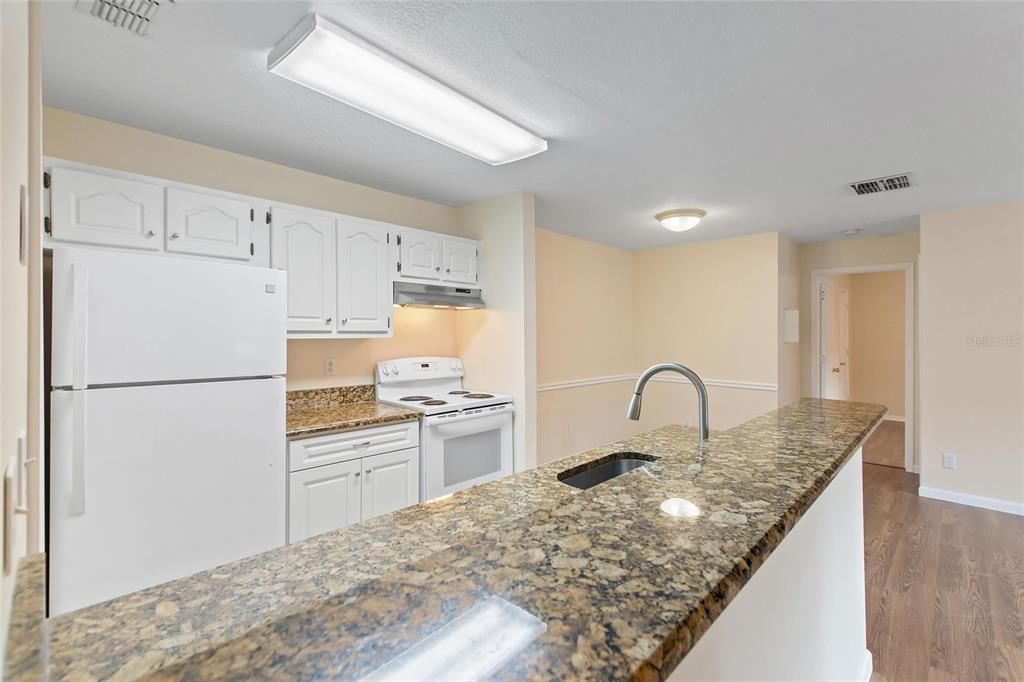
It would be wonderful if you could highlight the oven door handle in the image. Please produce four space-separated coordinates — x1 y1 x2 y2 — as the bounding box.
424 405 513 428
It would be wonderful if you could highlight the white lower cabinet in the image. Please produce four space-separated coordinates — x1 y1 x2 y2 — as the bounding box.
287 423 420 543
289 459 362 542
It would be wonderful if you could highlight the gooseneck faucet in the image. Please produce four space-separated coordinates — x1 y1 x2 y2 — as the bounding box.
626 363 710 443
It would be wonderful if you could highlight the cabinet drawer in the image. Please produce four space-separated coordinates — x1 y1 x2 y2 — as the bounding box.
288 420 419 472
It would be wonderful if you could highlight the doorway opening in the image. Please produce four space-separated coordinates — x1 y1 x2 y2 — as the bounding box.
810 263 915 472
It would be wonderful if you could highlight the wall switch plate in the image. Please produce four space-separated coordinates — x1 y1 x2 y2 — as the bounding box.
942 453 956 469
324 357 336 376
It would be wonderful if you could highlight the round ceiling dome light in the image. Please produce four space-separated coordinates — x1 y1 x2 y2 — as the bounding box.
656 209 706 232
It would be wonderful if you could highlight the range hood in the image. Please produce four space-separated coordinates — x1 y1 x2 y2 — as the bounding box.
393 282 485 310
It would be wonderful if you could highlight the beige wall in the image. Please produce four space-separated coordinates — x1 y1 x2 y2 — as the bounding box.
536 230 785 465
778 234 800 407
919 203 1023 507
456 193 537 471
535 229 638 463
43 107 463 391
848 271 905 417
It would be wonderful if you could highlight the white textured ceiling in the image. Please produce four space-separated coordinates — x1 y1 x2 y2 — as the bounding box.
43 1 1023 249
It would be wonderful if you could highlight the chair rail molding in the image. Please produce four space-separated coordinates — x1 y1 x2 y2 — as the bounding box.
537 374 777 393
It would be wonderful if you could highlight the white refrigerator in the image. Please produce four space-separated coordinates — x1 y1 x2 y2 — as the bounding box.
49 247 287 616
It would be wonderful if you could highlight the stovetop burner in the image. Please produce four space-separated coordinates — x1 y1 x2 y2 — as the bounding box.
400 395 432 402
464 393 494 399
422 399 448 406
448 390 470 395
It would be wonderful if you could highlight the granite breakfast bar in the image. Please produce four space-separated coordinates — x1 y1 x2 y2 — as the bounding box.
11 398 885 681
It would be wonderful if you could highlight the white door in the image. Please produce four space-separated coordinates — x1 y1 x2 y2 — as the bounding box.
337 217 391 334
270 205 336 333
441 238 477 284
399 229 441 280
50 247 286 387
165 187 254 260
49 378 286 616
288 460 362 543
49 166 163 250
820 280 851 400
361 448 420 521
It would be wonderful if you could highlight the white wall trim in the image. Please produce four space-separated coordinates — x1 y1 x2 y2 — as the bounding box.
883 415 906 423
536 374 777 393
918 486 1024 517
856 650 874 682
810 262 916 475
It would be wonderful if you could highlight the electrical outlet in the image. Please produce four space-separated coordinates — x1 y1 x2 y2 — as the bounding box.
566 423 576 436
324 357 336 376
942 453 956 470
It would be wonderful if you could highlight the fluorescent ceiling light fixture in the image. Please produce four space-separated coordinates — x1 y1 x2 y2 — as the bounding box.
363 596 546 681
656 209 707 232
268 14 548 165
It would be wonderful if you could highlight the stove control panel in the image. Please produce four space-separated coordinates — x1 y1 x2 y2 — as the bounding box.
377 357 464 384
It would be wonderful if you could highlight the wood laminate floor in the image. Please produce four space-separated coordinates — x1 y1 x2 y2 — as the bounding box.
863 463 1024 681
864 420 906 469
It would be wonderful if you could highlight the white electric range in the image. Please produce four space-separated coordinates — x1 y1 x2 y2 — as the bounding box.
376 357 514 500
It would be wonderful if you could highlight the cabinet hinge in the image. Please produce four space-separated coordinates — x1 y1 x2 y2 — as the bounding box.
819 288 825 302
396 234 402 246
397 261 402 273
266 210 271 225
250 208 255 221
43 216 51 234
250 242 255 256
387 233 390 244
42 172 50 189
387 316 391 329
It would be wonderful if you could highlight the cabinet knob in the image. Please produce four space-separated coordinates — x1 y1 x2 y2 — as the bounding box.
446 268 451 274
435 266 441 272
365 469 372 475
145 230 155 238
169 232 180 240
325 317 332 324
354 472 361 478
341 318 348 325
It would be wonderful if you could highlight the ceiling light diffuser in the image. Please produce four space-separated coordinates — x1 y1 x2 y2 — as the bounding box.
268 14 548 166
655 209 706 232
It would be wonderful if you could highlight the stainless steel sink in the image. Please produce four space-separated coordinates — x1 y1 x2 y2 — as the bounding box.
557 452 659 490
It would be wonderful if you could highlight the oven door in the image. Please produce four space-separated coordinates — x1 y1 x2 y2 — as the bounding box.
422 403 514 500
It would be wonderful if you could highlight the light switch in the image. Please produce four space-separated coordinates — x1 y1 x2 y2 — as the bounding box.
783 309 799 343
943 453 956 469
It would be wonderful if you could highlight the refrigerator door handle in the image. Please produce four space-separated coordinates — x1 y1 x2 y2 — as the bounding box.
71 262 89 390
71 390 87 516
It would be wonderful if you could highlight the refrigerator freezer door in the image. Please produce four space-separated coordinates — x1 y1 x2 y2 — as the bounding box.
51 247 286 387
49 378 286 616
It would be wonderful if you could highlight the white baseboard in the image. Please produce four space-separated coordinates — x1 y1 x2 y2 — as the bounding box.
856 649 874 682
883 415 905 423
918 486 1024 516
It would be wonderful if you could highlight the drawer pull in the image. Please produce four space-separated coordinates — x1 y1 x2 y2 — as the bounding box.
355 441 372 448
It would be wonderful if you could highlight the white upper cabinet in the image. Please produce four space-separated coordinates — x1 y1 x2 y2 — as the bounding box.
165 187 254 260
336 216 391 334
398 228 441 280
50 166 163 250
360 448 419 522
270 205 336 333
442 237 478 285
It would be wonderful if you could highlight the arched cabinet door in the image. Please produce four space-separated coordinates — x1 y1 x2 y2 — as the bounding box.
336 216 390 334
165 187 253 260
397 228 441 280
441 237 478 284
269 205 336 333
50 166 163 250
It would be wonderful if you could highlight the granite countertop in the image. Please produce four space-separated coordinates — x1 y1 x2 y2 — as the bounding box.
284 385 419 438
19 398 884 681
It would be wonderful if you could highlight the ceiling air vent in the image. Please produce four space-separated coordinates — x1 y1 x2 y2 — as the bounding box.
86 0 173 36
849 173 912 196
